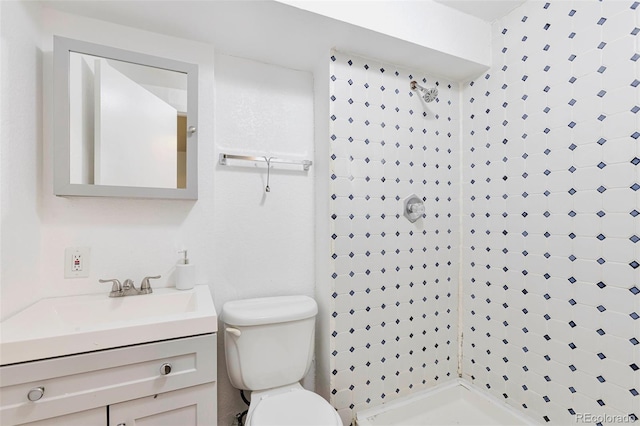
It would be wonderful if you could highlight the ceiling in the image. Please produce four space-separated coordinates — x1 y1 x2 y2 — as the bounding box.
434 0 526 22
41 1 490 80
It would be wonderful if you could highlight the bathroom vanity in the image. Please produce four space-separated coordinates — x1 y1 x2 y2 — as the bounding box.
0 286 217 425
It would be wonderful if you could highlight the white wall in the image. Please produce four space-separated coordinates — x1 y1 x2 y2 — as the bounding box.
2 5 314 425
213 53 315 423
313 53 333 405
0 0 3 298
0 0 43 322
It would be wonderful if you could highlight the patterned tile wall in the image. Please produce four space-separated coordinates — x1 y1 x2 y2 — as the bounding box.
461 1 639 424
328 51 460 422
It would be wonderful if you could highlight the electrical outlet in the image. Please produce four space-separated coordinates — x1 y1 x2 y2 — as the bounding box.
65 247 90 278
71 253 82 271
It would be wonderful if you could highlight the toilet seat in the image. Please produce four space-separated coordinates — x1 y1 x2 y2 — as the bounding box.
248 387 342 426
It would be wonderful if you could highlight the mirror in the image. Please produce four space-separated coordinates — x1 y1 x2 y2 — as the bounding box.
54 36 198 199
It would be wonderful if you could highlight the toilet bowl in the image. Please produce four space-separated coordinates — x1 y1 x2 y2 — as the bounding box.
245 383 343 426
222 296 343 426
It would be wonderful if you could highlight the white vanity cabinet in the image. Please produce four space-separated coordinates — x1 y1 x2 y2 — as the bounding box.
0 334 217 426
14 408 105 425
109 383 215 425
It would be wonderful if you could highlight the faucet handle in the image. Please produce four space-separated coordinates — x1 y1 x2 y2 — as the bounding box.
140 275 161 294
99 279 122 296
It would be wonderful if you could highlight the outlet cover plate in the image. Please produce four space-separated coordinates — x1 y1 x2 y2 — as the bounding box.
64 247 91 278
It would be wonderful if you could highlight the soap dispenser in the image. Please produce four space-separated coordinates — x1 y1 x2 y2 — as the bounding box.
176 250 195 290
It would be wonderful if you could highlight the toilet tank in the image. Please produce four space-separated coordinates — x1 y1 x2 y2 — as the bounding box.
223 295 318 391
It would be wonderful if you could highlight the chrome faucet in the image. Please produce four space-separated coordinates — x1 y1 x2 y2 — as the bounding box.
99 276 161 297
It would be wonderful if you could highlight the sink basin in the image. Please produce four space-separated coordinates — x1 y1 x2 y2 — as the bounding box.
0 285 217 365
55 290 198 327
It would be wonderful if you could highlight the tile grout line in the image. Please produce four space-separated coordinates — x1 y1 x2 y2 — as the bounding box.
456 80 465 379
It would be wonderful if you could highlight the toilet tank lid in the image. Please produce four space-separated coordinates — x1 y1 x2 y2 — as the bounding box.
222 295 318 326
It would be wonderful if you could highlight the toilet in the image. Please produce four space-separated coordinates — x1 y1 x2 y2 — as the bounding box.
222 295 343 426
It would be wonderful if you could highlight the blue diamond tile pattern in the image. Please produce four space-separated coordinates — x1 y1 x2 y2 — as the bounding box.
327 1 639 423
459 1 639 424
329 50 459 417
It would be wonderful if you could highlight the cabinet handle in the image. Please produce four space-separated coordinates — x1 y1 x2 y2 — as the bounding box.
160 363 172 375
117 423 126 426
27 386 45 402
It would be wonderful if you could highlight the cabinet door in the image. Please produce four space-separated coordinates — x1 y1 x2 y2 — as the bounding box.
1 334 216 426
108 382 215 426
16 407 105 425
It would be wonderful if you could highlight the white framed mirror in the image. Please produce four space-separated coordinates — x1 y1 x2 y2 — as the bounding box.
53 36 198 199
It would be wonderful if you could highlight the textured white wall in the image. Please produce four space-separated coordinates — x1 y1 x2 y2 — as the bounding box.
314 56 333 405
0 0 2 297
0 0 43 322
461 1 640 423
213 53 315 424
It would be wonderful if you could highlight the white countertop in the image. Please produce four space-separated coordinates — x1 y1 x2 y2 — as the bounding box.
0 285 217 365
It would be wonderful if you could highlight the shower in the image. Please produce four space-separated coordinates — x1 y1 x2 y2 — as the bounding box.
410 80 438 102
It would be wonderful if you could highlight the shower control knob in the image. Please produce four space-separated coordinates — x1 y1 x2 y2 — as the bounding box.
27 386 45 401
160 363 172 375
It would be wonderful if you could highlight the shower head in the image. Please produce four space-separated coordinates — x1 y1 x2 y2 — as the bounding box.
410 80 438 103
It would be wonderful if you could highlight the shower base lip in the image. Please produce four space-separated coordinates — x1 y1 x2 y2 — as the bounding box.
355 378 538 426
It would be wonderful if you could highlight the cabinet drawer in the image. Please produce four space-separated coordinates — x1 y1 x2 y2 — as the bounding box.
0 334 216 425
